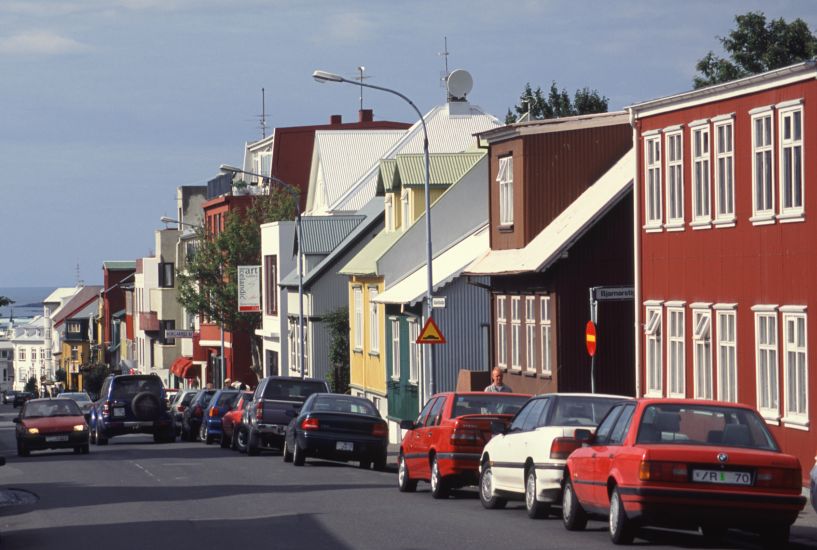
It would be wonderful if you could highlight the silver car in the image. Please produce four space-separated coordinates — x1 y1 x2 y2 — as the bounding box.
60 392 94 421
810 457 817 514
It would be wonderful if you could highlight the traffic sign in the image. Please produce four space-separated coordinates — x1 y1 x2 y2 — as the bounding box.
585 321 597 357
417 317 446 344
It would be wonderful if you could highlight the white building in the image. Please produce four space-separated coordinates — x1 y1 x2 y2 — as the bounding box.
10 316 48 391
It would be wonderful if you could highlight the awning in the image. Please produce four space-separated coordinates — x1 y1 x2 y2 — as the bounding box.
170 356 192 377
374 225 489 306
181 362 201 379
465 149 633 276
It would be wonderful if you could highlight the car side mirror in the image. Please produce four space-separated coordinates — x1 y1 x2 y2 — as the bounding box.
575 428 595 445
399 419 416 430
490 420 507 435
12 417 20 424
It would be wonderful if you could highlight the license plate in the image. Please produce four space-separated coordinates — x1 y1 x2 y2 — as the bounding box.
114 407 125 417
692 469 752 486
336 441 353 452
46 435 69 442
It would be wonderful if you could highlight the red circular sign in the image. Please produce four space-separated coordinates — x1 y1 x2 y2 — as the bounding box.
585 321 597 357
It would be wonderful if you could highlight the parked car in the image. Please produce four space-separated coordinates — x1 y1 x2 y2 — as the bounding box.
13 392 34 408
2 390 18 405
398 391 530 498
201 389 240 444
221 391 253 450
60 392 94 421
283 393 389 469
165 388 179 408
171 390 198 435
563 398 806 545
180 389 216 442
89 374 175 445
810 454 817 514
14 398 90 456
479 393 631 517
245 376 330 456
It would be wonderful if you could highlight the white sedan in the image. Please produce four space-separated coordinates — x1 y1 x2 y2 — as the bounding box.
478 393 631 518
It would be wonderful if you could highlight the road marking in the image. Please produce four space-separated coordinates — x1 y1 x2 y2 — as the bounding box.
130 461 160 482
161 463 202 467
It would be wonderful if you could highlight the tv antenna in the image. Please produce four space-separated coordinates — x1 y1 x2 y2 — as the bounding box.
353 66 371 111
258 87 268 139
438 36 450 97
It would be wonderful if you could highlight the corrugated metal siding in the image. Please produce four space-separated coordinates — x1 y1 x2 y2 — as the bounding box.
395 104 501 155
396 152 486 186
299 216 364 254
378 159 398 193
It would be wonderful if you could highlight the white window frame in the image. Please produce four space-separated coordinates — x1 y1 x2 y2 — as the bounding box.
664 130 684 228
713 118 735 225
691 124 711 227
390 318 400 380
384 195 394 231
778 105 804 220
497 156 514 226
368 286 379 354
691 306 713 400
753 306 779 421
352 286 363 351
667 305 685 397
540 296 552 376
751 109 775 223
19 348 26 361
510 296 521 371
496 296 507 368
782 308 808 426
525 296 536 373
644 134 662 229
408 320 420 383
715 306 738 402
644 304 663 396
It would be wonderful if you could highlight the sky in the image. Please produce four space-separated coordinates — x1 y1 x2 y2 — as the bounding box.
1 0 815 287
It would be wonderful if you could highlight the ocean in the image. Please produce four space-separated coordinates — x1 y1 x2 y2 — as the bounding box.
0 286 55 320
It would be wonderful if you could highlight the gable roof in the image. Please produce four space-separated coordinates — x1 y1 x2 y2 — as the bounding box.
338 229 403 277
394 152 486 187
52 286 102 327
298 215 366 255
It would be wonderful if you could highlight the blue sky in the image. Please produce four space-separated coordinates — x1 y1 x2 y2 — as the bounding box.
1 0 815 287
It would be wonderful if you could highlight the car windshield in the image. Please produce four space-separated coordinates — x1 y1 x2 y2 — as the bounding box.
261 381 326 401
23 400 82 418
60 392 92 404
452 394 528 417
636 403 779 451
181 392 198 406
198 390 217 407
215 391 239 407
111 377 164 400
312 395 378 416
549 396 624 427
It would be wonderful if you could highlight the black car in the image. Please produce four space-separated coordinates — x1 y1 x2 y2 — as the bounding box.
2 390 18 405
13 392 34 408
90 374 175 444
180 389 216 442
283 393 388 469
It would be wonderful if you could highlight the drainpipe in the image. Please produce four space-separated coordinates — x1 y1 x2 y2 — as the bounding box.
629 107 641 398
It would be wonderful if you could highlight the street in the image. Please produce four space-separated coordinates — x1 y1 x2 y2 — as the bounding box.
0 404 815 550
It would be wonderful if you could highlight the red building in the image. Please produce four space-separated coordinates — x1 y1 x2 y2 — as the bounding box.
101 261 135 365
630 61 817 477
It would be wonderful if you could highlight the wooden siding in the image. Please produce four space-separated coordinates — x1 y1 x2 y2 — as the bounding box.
386 313 420 421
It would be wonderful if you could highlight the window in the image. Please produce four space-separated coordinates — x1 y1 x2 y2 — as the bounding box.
19 348 25 361
782 311 807 422
644 306 662 396
691 125 711 224
159 320 176 345
540 296 552 376
608 405 636 446
256 151 272 179
391 319 400 380
511 296 521 370
353 287 363 351
67 321 81 333
692 308 713 400
401 190 410 230
425 397 446 426
264 255 277 315
497 156 514 226
525 297 536 373
665 131 683 227
714 120 734 222
752 111 774 219
667 307 685 397
158 262 174 288
70 345 78 361
779 106 804 218
408 320 420 383
368 287 379 353
384 195 394 231
716 308 737 402
644 135 662 227
496 296 507 368
754 311 779 418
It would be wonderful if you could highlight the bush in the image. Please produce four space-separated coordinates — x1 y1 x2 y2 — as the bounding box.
24 377 38 395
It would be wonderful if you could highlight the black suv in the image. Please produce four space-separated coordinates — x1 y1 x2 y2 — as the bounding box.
90 374 175 444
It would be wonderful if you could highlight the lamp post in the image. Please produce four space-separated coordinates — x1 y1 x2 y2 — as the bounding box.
218 165 306 380
312 70 436 398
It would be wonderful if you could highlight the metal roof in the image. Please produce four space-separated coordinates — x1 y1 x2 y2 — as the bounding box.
395 151 486 187
477 111 629 143
298 215 366 255
338 229 403 277
103 261 137 270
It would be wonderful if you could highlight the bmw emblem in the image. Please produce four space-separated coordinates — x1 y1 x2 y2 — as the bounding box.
717 453 728 463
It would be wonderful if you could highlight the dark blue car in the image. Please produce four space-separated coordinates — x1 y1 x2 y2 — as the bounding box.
201 389 240 444
90 374 175 445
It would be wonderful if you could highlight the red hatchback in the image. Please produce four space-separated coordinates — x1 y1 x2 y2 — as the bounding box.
563 398 806 546
14 398 90 456
398 392 529 498
220 391 253 450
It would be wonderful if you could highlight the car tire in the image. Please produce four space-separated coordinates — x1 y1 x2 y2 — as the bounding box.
609 487 636 545
95 424 108 446
81 444 90 455
562 477 588 531
430 456 449 499
236 427 248 454
89 425 97 444
204 430 215 445
398 454 417 492
198 423 207 443
247 429 260 456
479 462 507 509
220 430 230 448
282 438 293 462
292 440 305 466
73 446 82 454
358 460 371 470
373 453 387 471
759 524 790 548
525 468 549 518
16 442 29 457
132 391 161 421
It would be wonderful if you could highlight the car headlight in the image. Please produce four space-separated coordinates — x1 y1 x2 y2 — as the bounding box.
73 425 87 432
27 428 39 435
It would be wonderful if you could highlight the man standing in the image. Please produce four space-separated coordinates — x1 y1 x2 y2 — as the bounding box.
484 367 512 392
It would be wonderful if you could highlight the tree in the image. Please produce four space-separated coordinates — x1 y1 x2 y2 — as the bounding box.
55 368 67 384
694 12 817 88
324 307 350 393
177 184 298 380
24 376 37 395
506 81 609 124
0 296 14 308
83 364 109 398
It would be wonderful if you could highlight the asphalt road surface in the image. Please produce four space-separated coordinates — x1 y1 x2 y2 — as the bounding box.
0 403 815 550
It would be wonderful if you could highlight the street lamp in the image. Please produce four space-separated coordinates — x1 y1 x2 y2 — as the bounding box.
312 69 436 397
218 164 306 380
160 216 197 227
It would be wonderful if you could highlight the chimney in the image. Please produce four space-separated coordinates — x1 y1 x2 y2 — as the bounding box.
330 114 342 125
359 109 373 123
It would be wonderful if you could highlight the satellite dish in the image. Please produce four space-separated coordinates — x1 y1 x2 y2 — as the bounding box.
446 69 473 101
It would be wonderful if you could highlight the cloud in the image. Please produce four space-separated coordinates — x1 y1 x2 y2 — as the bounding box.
0 31 90 56
320 11 380 43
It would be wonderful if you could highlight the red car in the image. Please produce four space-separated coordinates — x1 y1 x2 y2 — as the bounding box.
563 398 806 546
398 391 529 498
14 398 90 456
220 391 253 450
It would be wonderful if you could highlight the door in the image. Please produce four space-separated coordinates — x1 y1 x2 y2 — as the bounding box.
571 404 623 509
404 397 438 476
492 399 534 490
511 398 549 493
592 404 635 508
414 396 447 479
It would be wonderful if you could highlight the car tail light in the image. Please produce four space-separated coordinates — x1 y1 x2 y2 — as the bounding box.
193 405 203 417
450 420 482 446
209 407 219 417
372 423 387 438
301 418 320 431
255 401 264 421
177 405 186 412
550 437 580 460
102 401 112 416
639 460 688 482
755 467 802 490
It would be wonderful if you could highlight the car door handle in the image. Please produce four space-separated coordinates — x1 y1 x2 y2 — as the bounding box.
608 454 614 458
591 453 597 458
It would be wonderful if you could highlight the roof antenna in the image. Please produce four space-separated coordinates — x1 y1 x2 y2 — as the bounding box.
258 87 268 139
438 36 450 99
76 261 84 287
353 66 370 111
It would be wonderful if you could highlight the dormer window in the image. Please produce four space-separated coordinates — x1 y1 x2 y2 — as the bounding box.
497 156 514 226
384 195 394 231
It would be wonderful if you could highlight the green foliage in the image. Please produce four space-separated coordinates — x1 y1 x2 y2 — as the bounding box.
83 364 110 396
506 81 608 123
24 376 37 394
0 296 14 308
54 369 67 384
694 12 817 88
323 307 350 394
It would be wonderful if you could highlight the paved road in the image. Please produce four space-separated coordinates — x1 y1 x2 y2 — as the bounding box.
0 403 815 550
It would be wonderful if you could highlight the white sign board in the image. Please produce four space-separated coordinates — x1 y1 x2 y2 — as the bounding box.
432 297 446 309
164 330 195 339
238 265 261 312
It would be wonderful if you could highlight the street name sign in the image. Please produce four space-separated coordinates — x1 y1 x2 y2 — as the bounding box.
164 330 194 339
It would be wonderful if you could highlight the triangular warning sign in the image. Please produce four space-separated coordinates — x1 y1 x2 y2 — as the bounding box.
417 317 446 344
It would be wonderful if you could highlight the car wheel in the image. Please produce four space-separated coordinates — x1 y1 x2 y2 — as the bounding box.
398 454 417 492
220 430 230 448
204 430 215 445
479 462 507 509
609 487 635 545
89 425 97 444
95 424 108 446
358 460 371 470
236 428 248 453
198 424 206 442
282 438 293 462
16 441 29 457
247 429 260 456
292 440 305 466
562 478 587 531
73 446 82 454
759 524 790 548
430 456 449 499
525 468 549 518
373 452 387 471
